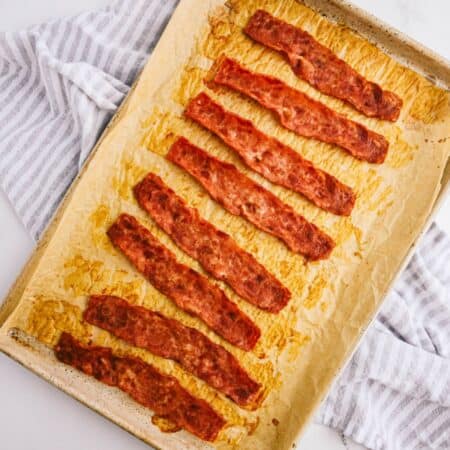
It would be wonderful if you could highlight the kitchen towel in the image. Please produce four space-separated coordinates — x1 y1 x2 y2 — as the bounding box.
0 1 449 449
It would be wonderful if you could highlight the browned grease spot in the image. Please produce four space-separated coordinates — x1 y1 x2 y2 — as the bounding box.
112 159 147 201
173 66 208 106
151 415 182 433
89 204 115 252
384 126 416 168
201 7 238 59
63 255 148 308
25 298 90 346
303 275 326 310
287 333 311 362
141 108 179 155
272 418 280 426
409 84 448 124
247 417 260 436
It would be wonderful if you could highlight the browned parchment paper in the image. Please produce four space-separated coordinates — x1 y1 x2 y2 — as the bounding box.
1 1 449 449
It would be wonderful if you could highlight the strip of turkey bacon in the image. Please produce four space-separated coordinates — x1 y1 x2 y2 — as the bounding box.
107 213 260 350
134 172 291 312
244 10 402 121
55 332 225 441
185 92 355 215
213 57 389 163
84 295 262 408
167 137 335 260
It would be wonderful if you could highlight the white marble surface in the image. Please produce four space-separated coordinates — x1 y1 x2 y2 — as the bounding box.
0 1 449 449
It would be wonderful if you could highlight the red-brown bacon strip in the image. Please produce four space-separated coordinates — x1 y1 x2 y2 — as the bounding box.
107 214 260 351
167 137 334 260
244 10 403 121
213 57 389 163
55 332 225 441
134 173 290 313
84 295 262 408
185 93 356 215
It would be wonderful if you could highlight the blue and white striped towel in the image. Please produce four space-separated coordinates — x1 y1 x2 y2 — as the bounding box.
0 1 449 449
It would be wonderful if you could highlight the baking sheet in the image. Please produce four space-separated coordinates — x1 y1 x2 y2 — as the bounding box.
1 1 449 449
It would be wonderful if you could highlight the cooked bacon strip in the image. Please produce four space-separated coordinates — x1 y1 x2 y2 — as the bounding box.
213 57 389 163
134 173 290 312
185 93 356 215
107 214 260 351
55 332 225 441
84 295 262 408
244 10 403 121
167 137 334 260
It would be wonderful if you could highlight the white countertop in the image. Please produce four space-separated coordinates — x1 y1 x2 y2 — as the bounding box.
0 1 449 449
